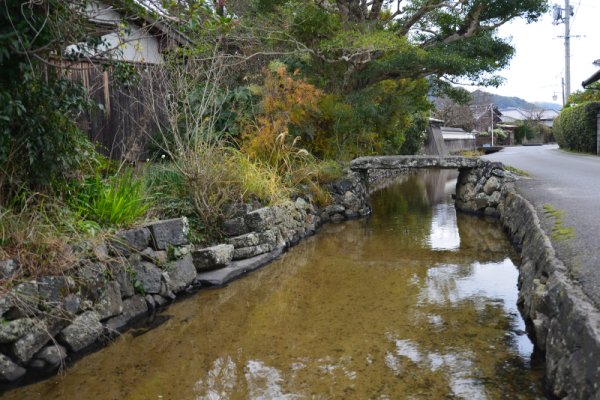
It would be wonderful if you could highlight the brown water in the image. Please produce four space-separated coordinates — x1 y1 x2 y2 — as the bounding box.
2 170 545 400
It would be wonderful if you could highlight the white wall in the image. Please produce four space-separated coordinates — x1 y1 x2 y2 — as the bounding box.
67 1 164 64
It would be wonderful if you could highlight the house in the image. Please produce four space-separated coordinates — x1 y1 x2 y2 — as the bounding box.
582 69 600 88
441 127 476 153
60 1 190 161
470 105 503 133
68 1 189 64
499 107 559 128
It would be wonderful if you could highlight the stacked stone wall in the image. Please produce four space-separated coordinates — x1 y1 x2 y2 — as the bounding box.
499 188 600 399
0 169 372 387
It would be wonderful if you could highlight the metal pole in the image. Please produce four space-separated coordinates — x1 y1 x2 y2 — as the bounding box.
562 77 566 106
565 0 571 100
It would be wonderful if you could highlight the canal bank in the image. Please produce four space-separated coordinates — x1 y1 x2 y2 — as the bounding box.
0 169 545 399
0 155 596 398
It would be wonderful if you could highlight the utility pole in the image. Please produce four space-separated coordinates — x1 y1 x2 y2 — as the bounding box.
564 0 571 100
553 2 574 102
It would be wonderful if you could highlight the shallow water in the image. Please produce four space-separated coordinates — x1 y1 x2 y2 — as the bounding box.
2 170 544 399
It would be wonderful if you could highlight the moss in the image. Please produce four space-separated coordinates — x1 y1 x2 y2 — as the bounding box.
504 165 531 177
543 204 575 241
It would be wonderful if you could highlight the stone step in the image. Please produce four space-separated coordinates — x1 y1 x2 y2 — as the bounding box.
195 246 284 287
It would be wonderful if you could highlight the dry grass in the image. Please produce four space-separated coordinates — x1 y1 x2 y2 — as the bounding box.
0 197 80 280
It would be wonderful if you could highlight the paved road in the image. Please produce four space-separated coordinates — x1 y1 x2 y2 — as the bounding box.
484 145 600 308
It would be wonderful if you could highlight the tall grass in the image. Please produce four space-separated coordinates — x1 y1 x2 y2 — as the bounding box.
0 196 78 279
68 170 150 227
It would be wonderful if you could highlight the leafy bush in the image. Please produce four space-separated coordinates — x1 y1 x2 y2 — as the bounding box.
553 102 600 153
514 122 536 144
242 64 322 174
68 170 150 227
0 77 97 204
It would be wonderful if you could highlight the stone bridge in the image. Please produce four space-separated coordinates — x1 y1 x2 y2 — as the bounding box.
350 155 513 217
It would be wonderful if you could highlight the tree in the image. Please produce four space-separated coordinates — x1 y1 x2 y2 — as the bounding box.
433 97 476 131
566 82 600 106
217 0 549 156
238 1 548 92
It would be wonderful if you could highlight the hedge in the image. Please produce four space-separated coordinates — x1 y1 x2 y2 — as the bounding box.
553 102 600 153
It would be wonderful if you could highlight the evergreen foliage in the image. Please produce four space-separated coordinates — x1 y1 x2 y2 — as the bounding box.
553 102 600 153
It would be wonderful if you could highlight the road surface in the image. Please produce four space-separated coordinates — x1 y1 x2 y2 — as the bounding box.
484 145 600 308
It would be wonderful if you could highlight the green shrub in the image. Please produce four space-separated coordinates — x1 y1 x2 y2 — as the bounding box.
514 122 536 144
68 170 150 227
553 102 600 153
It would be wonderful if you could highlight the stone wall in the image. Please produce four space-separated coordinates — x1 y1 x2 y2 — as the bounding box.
2 156 598 397
499 187 600 399
454 161 514 217
0 169 371 387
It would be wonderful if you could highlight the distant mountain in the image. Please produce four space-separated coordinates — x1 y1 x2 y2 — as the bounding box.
470 90 561 110
534 102 562 111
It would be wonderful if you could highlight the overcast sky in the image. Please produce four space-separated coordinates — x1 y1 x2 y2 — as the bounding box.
468 0 600 105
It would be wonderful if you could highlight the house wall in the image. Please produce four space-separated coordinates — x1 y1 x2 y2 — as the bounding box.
82 1 164 64
444 139 476 153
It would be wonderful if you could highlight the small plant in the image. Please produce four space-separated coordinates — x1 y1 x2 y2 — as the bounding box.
543 204 575 241
504 165 531 177
68 169 150 227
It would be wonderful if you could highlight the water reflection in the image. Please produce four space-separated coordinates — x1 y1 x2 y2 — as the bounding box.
1 170 544 400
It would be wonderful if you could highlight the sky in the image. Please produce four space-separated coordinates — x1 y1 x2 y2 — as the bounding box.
468 0 600 105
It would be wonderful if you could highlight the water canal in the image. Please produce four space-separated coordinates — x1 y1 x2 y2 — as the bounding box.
2 170 545 399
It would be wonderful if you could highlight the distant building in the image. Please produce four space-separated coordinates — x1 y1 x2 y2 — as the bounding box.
499 107 559 128
470 105 503 132
441 127 476 153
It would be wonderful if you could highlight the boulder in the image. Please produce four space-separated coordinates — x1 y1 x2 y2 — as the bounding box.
0 318 34 344
0 354 26 382
147 218 189 250
105 295 148 333
163 254 196 293
0 259 19 280
4 281 39 320
153 295 168 308
110 260 135 298
244 207 274 232
333 179 354 195
31 344 67 370
94 281 123 320
58 311 103 352
233 244 271 260
38 275 70 306
483 176 501 196
132 261 162 294
228 232 260 248
192 244 234 272
11 323 51 365
62 294 81 316
258 230 278 248
140 248 168 265
222 217 249 237
77 262 108 302
110 227 151 257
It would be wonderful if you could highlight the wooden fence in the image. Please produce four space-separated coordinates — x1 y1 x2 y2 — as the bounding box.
51 60 168 161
